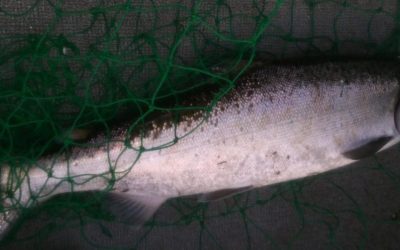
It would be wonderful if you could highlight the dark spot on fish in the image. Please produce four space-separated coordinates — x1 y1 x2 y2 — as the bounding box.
200 127 204 132
240 127 243 132
87 150 95 158
272 151 277 155
217 155 220 158
195 154 198 157
275 171 280 175
234 103 240 109
204 114 210 122
217 161 227 165
152 128 162 140
286 155 290 159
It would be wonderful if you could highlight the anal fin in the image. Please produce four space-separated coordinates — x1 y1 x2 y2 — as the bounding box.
342 136 392 160
198 186 253 202
102 192 167 227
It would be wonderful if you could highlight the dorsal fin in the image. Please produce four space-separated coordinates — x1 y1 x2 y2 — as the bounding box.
342 136 392 160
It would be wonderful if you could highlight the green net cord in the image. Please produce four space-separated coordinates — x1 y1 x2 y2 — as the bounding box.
0 1 400 249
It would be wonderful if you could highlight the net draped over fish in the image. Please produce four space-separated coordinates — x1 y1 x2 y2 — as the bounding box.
1 1 400 249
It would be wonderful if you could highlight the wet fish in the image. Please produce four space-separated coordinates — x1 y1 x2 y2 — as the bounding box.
1 60 400 234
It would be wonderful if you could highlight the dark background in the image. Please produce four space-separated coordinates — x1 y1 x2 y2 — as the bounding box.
0 1 399 249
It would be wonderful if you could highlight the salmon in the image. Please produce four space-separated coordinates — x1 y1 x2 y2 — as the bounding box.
1 60 400 235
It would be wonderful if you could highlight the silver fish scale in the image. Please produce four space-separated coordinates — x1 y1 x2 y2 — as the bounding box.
119 61 400 196
1 60 400 213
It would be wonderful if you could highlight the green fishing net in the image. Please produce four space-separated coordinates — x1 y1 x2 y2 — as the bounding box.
1 0 400 249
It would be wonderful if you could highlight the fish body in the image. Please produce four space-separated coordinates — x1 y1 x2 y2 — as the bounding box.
1 61 400 231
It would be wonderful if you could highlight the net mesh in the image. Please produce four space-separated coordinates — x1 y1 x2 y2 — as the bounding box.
1 0 400 249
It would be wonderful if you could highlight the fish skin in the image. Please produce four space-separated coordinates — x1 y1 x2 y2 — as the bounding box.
1 60 400 232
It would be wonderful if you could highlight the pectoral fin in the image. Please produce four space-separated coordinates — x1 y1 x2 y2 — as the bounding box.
342 136 392 160
102 192 167 227
198 186 253 202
